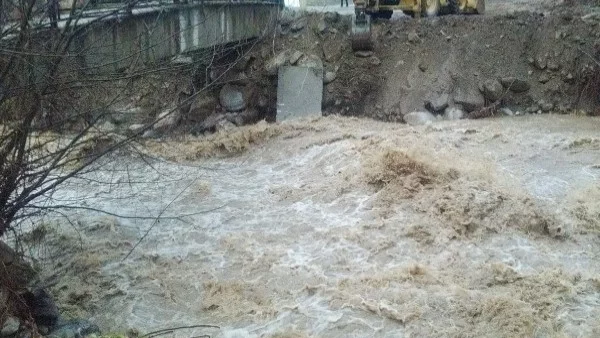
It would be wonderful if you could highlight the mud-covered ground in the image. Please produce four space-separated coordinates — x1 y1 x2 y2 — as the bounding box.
244 1 600 126
31 114 600 338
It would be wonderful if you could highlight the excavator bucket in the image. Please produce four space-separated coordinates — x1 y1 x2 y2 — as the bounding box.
351 12 373 51
459 0 485 14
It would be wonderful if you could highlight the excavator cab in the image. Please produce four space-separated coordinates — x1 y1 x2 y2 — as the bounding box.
351 0 485 51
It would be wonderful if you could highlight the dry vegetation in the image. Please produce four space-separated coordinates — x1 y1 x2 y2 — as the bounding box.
143 121 285 160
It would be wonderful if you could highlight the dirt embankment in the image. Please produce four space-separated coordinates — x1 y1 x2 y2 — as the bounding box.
261 5 600 121
95 2 600 137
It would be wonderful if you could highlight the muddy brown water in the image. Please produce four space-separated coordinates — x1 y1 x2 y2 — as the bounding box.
35 115 600 338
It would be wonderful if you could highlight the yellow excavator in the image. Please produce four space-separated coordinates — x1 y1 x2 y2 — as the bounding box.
351 0 485 50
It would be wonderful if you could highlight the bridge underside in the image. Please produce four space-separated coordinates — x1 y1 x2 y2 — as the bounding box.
72 3 280 73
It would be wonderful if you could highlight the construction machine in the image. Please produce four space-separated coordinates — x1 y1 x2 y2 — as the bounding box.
351 0 485 50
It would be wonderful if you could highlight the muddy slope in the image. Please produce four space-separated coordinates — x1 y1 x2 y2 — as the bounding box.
247 5 600 121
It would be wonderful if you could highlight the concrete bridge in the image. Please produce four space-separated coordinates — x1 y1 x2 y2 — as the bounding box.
54 0 283 72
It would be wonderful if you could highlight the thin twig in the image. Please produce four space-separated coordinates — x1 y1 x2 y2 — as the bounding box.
122 176 197 261
140 325 220 338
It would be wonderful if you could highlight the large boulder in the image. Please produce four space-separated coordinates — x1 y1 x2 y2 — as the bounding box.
153 109 181 132
108 106 140 125
22 288 59 328
324 12 340 24
403 111 436 126
317 19 328 34
210 69 249 86
187 94 217 122
232 109 260 126
265 51 288 76
354 51 373 58
289 50 304 65
424 93 449 113
127 123 145 136
290 18 307 33
199 113 227 133
279 10 296 26
454 82 485 112
215 119 236 132
324 71 337 84
408 31 420 43
481 79 504 102
500 77 530 93
219 84 247 112
297 54 324 70
444 107 465 120
322 43 343 62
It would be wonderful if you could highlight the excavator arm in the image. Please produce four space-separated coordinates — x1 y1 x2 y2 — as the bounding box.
350 0 485 51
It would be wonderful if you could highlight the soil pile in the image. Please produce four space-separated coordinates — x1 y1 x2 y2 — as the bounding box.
255 4 600 121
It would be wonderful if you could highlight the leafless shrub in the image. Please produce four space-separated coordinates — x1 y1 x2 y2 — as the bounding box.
0 0 278 328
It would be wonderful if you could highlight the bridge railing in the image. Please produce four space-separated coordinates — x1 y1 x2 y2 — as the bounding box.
59 0 284 10
1 0 282 25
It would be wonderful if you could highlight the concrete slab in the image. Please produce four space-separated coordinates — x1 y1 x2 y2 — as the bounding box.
277 66 323 121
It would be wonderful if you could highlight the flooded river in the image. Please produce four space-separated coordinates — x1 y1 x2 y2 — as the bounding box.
34 115 600 338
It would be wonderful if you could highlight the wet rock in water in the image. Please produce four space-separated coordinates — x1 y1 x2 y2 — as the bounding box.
324 71 337 84
265 51 287 76
526 104 539 114
22 289 59 329
499 107 514 116
425 93 449 113
1 317 20 337
288 50 304 65
153 109 181 132
443 107 465 120
48 320 100 338
404 111 436 126
500 77 530 93
290 18 307 32
232 109 260 126
557 102 572 114
354 51 374 58
199 113 227 133
481 79 504 102
215 119 236 132
219 84 247 112
454 82 485 112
